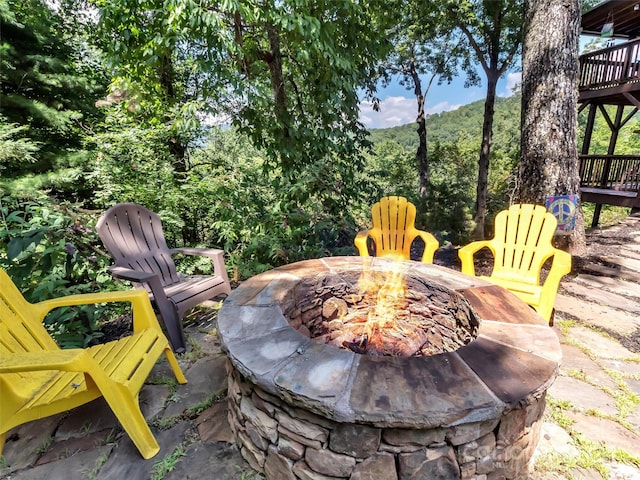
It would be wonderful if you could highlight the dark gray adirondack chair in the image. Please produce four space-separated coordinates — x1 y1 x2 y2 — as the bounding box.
96 203 231 353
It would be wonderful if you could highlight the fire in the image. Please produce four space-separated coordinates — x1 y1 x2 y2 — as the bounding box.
355 260 408 341
315 260 465 356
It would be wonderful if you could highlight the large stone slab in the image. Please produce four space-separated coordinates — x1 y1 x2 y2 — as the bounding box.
163 442 253 480
555 295 640 335
8 445 114 480
575 273 640 299
566 325 638 360
565 411 640 456
558 344 617 390
274 342 357 420
349 353 504 427
164 355 228 417
561 282 640 314
547 376 618 416
457 336 558 405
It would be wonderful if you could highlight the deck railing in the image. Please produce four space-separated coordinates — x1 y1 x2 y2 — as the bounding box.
579 154 640 191
579 39 640 90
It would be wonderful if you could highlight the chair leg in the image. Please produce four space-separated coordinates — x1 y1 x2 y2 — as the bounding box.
155 300 187 354
101 386 160 459
164 348 187 384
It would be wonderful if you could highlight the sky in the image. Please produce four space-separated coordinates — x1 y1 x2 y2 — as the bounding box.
358 71 523 130
359 33 605 131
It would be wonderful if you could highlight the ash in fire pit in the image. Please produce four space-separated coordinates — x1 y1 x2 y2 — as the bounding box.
282 268 479 357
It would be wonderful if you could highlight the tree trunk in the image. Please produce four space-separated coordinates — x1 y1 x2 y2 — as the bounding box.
473 71 499 240
517 0 586 255
409 60 429 198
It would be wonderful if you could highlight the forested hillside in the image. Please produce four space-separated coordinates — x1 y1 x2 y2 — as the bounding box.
368 94 521 150
368 93 640 155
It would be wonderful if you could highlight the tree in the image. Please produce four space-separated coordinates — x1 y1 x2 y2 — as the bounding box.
0 0 105 179
429 0 523 239
377 4 462 200
96 0 395 178
516 0 586 254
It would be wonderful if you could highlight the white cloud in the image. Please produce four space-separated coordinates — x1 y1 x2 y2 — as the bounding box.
360 96 462 129
426 101 462 115
501 72 522 97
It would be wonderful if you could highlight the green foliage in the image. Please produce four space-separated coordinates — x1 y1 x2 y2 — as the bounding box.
360 140 418 202
365 95 521 242
0 119 40 172
187 129 362 278
87 116 180 211
96 0 394 177
86 125 362 279
422 140 477 244
0 0 105 180
0 196 115 347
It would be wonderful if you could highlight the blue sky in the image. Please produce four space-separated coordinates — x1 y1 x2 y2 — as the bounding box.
360 34 606 130
359 71 522 130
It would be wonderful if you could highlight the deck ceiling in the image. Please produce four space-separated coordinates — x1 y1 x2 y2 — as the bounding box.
582 0 640 38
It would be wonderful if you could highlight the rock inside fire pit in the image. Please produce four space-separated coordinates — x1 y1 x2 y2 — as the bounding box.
282 270 480 357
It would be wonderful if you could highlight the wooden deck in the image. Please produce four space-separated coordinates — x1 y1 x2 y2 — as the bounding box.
578 37 640 224
579 38 640 106
579 155 640 228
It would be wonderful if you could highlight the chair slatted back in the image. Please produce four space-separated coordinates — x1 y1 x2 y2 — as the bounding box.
0 270 59 354
0 270 62 413
96 203 181 288
490 204 558 285
370 196 418 259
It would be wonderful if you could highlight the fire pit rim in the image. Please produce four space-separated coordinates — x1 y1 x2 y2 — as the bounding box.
218 256 562 428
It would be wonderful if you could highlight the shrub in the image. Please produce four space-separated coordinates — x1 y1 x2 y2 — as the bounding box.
0 196 116 347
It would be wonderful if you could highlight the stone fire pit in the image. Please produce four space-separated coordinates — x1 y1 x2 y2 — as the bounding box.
218 257 562 480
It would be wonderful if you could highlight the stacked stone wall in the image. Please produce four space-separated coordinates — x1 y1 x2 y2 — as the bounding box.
227 364 546 480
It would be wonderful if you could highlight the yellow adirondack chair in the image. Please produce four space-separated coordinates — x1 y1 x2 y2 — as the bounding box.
458 204 572 324
0 269 187 459
354 196 439 262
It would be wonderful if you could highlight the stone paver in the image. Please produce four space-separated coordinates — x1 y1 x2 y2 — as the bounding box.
562 282 640 314
565 411 640 456
574 273 640 300
559 343 618 390
564 324 639 360
555 294 640 335
547 375 619 416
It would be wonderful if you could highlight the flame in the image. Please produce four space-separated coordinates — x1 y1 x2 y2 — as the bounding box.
355 260 407 341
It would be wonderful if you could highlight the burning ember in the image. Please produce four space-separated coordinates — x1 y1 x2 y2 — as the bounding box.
285 263 479 357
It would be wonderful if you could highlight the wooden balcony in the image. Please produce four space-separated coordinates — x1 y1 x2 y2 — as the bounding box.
579 154 640 208
579 39 640 105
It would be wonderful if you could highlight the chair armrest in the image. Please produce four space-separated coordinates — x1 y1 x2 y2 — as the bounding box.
354 231 371 257
31 290 163 333
109 267 172 312
169 247 224 259
415 231 439 263
541 249 572 296
109 266 156 283
458 240 494 277
169 248 230 284
0 349 89 374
